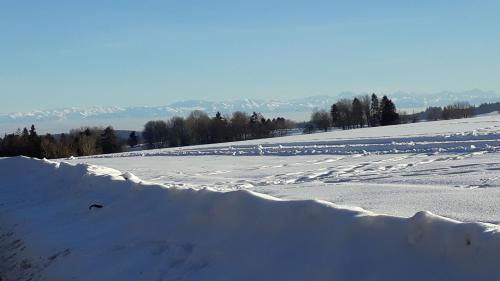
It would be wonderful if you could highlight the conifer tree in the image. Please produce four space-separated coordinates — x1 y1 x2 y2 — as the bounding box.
330 104 338 128
215 111 223 120
370 93 380 126
380 96 399 126
101 126 122 154
28 124 41 158
127 131 139 147
352 98 364 128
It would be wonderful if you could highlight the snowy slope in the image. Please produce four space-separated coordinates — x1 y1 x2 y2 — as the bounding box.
73 115 500 223
1 157 500 281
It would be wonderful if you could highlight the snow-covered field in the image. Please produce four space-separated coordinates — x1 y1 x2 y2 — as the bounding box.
2 115 500 280
76 115 500 223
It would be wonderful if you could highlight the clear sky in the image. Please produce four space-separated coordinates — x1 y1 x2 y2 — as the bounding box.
1 0 499 113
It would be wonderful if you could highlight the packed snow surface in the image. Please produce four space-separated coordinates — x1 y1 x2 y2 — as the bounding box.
3 115 500 280
75 115 500 223
1 157 500 281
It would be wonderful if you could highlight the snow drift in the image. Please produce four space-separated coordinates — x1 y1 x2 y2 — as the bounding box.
1 157 500 281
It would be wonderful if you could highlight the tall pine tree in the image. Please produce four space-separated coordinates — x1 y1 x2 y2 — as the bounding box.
101 126 122 154
127 131 138 147
330 104 338 128
351 98 364 128
380 96 399 126
28 124 41 158
370 93 380 126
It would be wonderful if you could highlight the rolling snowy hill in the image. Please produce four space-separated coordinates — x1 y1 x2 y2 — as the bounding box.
2 114 500 280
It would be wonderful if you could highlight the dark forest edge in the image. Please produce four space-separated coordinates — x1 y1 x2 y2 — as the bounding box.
1 97 500 159
306 94 493 133
0 111 295 159
306 94 399 132
142 111 295 149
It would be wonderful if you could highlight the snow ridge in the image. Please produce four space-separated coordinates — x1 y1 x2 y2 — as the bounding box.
1 157 500 280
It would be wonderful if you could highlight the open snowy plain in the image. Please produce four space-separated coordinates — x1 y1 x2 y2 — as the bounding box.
78 115 500 223
2 115 500 280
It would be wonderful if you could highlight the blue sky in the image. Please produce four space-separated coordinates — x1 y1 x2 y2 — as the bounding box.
1 0 499 112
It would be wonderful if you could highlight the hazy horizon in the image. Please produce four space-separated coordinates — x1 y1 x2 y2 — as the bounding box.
1 88 500 135
0 88 498 115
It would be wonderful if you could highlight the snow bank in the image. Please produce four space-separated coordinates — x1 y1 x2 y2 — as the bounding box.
1 157 500 281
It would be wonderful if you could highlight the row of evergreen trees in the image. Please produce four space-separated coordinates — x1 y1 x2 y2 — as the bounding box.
422 102 473 121
308 94 400 132
142 110 295 148
473 102 500 116
0 125 123 159
418 101 500 122
5 95 480 158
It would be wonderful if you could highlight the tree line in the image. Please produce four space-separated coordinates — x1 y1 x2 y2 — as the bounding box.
0 125 123 159
307 94 400 132
402 102 474 122
3 97 497 159
428 101 500 121
142 110 295 148
473 102 500 116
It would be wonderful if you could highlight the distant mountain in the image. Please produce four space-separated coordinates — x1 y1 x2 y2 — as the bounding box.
0 96 342 124
1 90 498 132
390 89 499 109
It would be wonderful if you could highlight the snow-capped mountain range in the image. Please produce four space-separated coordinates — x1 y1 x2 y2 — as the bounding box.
1 90 498 124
